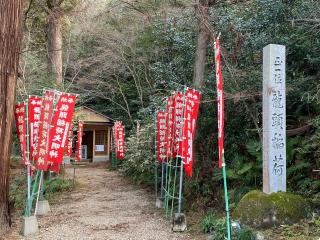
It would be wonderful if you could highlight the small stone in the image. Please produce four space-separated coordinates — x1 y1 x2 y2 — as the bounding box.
256 231 265 240
231 220 241 231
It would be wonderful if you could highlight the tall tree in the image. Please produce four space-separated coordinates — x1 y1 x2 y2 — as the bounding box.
0 0 24 234
47 0 64 85
193 0 214 88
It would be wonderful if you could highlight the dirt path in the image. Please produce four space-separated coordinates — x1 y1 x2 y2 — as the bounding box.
5 166 201 240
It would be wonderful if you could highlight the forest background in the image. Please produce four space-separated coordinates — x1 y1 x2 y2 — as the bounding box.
9 0 320 237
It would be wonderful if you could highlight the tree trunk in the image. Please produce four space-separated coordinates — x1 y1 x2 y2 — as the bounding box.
193 0 210 89
0 0 24 234
47 4 63 85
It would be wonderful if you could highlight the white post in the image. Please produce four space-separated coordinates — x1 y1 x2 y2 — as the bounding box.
263 44 286 194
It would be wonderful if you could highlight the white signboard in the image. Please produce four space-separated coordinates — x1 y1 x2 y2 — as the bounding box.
95 145 104 152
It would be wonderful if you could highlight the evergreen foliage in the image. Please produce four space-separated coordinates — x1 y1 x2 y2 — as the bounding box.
19 0 320 227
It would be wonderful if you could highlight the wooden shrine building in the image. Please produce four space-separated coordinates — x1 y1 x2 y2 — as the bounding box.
73 107 113 162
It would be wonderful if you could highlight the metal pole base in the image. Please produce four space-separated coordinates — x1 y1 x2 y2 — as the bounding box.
172 213 187 232
21 216 39 236
35 200 51 216
156 197 164 208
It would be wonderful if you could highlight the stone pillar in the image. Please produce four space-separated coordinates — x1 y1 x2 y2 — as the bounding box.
263 44 286 194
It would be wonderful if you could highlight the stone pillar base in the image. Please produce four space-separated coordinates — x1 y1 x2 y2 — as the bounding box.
172 213 187 232
36 200 51 216
21 216 38 236
156 198 164 208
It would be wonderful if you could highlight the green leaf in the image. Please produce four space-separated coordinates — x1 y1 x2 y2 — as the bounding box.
237 163 253 175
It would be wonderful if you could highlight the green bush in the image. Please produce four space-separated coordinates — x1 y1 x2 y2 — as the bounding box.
202 213 256 240
10 174 74 214
10 175 27 211
120 120 155 186
44 177 74 199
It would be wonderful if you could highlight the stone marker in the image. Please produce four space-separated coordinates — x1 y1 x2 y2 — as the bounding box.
21 216 38 236
263 44 286 194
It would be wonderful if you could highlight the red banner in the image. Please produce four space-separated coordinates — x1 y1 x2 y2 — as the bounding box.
156 111 167 162
114 121 125 159
215 37 224 169
76 121 83 161
165 97 176 158
47 94 76 168
28 96 42 161
48 162 60 173
36 91 55 170
172 92 184 158
179 89 201 177
15 103 27 165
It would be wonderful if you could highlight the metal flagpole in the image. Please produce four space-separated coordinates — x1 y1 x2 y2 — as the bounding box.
160 163 165 199
165 94 174 220
164 102 170 218
40 171 44 200
177 160 183 213
34 170 44 215
170 159 178 219
25 100 32 217
214 36 231 240
177 86 187 214
30 170 40 208
154 111 158 201
222 153 231 239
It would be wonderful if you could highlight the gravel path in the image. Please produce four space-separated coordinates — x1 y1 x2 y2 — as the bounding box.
4 166 199 240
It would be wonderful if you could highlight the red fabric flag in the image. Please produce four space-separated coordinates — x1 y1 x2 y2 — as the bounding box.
115 121 125 159
47 162 60 173
35 91 55 170
156 111 167 162
179 89 201 177
165 97 176 158
28 96 42 162
15 103 27 165
47 94 76 168
76 121 83 161
172 92 184 158
215 37 225 169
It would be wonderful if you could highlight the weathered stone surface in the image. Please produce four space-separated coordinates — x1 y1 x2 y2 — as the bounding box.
155 198 164 208
263 44 286 194
21 216 38 236
36 200 51 216
172 213 187 232
234 190 310 228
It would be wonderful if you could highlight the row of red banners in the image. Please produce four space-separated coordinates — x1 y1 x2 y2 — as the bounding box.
156 37 226 176
15 90 77 173
113 121 125 159
156 88 201 177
